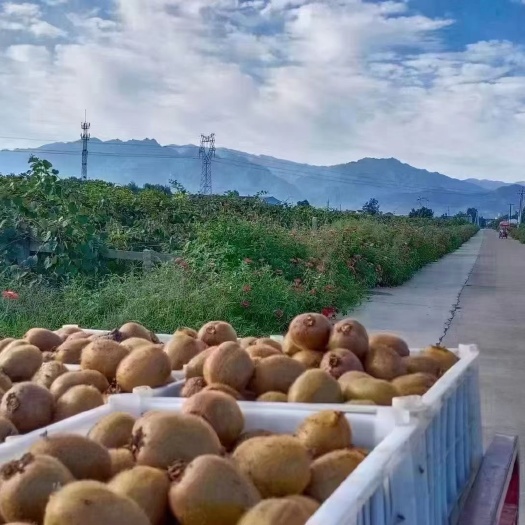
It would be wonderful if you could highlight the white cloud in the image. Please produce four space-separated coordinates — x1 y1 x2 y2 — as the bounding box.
2 2 41 18
42 0 69 5
0 1 65 38
0 0 524 182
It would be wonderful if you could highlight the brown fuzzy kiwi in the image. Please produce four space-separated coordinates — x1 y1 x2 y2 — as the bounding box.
121 337 153 352
0 382 54 433
0 453 74 523
24 328 62 352
239 337 257 349
42 351 56 362
53 385 104 422
49 370 110 399
66 330 90 341
80 339 130 380
0 372 12 392
295 410 352 458
184 347 216 379
174 327 199 339
257 392 288 402
109 448 136 476
54 339 90 365
233 435 311 498
30 434 112 481
255 338 282 351
0 338 15 353
370 333 410 357
282 333 302 357
1 339 28 352
32 361 68 389
422 345 459 372
292 350 324 368
392 373 437 396
116 344 171 392
305 448 365 502
238 498 313 525
245 344 281 361
340 376 397 406
164 334 206 370
198 321 237 347
0 344 43 381
181 377 207 397
203 342 254 392
365 343 406 380
169 455 261 525
88 412 136 448
338 370 372 382
346 399 377 405
182 391 244 448
202 383 242 400
0 416 18 443
109 466 170 525
131 412 222 470
320 348 364 379
286 495 320 516
328 319 369 361
119 322 154 341
249 355 306 396
234 430 274 450
43 480 150 525
287 313 332 352
54 326 83 341
402 355 441 377
288 369 343 404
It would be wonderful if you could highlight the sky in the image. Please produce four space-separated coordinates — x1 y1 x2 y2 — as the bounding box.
1 0 525 182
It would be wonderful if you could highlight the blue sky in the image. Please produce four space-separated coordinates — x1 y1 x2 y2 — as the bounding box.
1 0 525 182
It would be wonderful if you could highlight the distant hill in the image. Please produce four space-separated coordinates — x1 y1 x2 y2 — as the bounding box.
0 138 519 217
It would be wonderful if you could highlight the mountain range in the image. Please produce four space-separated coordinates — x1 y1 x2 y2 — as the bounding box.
0 138 522 217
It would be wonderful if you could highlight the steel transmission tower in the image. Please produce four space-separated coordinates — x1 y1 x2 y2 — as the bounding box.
80 111 91 180
199 133 216 195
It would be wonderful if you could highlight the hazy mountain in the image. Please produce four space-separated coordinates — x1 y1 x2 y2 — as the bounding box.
0 138 519 217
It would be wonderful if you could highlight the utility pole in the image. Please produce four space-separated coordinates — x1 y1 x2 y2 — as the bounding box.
80 110 90 180
518 187 525 228
509 203 514 223
199 133 215 195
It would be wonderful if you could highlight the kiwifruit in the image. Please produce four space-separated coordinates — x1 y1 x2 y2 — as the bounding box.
245 344 281 361
338 370 371 382
181 390 244 448
249 355 306 396
181 377 207 397
0 338 15 353
42 351 56 362
240 337 257 349
392 372 437 396
169 454 260 525
320 348 364 379
364 343 406 380
43 480 150 525
31 361 68 389
328 319 369 361
0 372 12 392
402 355 441 376
422 345 459 372
282 333 302 356
1 339 28 352
119 322 154 341
202 383 242 400
109 466 169 525
50 370 109 399
116 344 171 392
285 495 320 515
305 448 364 502
203 342 254 392
257 392 288 402
0 416 18 443
66 330 90 341
30 434 112 481
24 328 62 352
238 498 313 525
234 430 274 450
292 350 324 368
233 435 311 497
53 385 104 422
131 412 222 469
174 327 199 339
81 339 130 380
164 334 206 370
88 412 136 448
184 347 216 379
198 321 237 346
287 313 332 352
109 448 136 476
54 326 83 340
295 410 351 458
346 399 376 405
0 453 74 523
0 344 43 381
288 369 343 404
255 338 282 351
340 376 397 406
0 382 54 433
121 337 153 352
370 333 410 357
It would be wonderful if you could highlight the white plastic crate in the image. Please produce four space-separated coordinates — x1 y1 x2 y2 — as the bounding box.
0 392 424 525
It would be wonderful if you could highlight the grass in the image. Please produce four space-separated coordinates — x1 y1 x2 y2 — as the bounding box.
0 217 478 338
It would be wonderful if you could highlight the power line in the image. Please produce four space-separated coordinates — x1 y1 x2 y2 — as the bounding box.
199 134 215 195
80 111 90 180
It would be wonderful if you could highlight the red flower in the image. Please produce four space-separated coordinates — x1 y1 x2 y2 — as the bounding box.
274 309 284 318
2 290 19 300
242 285 252 293
241 301 251 309
243 258 253 264
321 307 337 319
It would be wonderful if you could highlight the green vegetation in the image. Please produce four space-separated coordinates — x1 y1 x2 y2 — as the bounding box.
0 157 477 337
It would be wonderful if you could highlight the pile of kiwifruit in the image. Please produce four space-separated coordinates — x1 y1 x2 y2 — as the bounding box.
0 404 368 525
177 314 459 406
0 322 175 441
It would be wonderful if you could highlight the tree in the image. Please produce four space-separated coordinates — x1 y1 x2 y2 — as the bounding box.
362 198 380 215
409 206 434 219
168 179 187 195
466 207 478 223
143 183 171 195
297 199 311 207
